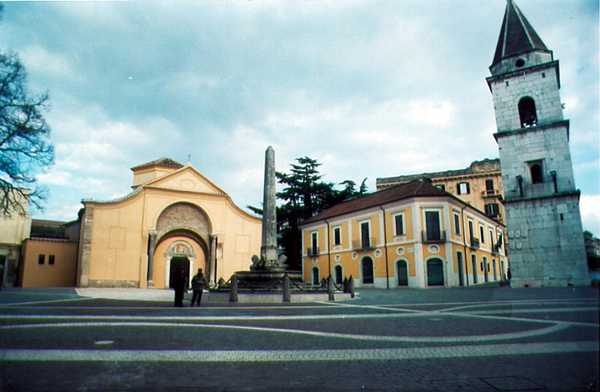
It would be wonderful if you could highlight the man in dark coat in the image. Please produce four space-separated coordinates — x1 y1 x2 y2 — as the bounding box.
173 268 187 307
190 268 208 306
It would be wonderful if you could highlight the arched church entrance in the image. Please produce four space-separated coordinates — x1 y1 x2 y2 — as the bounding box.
149 203 214 288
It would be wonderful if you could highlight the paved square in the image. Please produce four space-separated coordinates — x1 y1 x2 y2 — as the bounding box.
0 285 598 391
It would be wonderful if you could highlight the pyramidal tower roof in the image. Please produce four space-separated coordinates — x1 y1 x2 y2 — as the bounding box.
491 0 550 71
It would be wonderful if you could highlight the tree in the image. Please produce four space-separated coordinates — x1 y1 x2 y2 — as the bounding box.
275 157 367 270
0 51 54 216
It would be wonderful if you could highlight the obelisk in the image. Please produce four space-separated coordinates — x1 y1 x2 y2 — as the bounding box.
261 146 278 266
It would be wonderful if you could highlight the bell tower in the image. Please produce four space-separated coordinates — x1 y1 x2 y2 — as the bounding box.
486 0 588 287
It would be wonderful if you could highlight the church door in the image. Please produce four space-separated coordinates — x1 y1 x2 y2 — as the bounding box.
169 257 190 288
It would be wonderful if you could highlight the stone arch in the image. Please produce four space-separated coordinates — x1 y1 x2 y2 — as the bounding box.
155 202 212 245
148 203 215 287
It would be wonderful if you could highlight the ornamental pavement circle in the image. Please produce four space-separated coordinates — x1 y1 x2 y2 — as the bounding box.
0 286 598 362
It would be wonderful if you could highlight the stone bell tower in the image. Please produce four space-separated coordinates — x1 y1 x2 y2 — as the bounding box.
486 0 588 287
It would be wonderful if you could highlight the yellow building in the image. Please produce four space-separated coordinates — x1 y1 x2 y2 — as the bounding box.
19 220 80 287
376 159 505 224
300 179 508 289
77 158 262 288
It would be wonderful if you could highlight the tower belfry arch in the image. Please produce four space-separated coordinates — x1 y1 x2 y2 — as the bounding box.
486 0 588 287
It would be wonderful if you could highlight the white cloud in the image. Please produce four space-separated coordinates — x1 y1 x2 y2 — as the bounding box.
580 194 600 235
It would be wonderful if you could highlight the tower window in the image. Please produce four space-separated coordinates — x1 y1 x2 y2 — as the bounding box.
518 97 537 127
530 162 544 184
515 58 525 67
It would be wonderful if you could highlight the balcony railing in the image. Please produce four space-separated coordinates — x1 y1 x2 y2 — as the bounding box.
422 230 446 243
470 237 480 249
306 247 319 256
352 238 376 250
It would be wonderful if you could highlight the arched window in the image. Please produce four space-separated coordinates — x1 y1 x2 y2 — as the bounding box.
531 163 543 184
518 97 537 127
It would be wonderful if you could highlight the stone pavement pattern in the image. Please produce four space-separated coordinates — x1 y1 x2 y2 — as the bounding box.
0 286 598 391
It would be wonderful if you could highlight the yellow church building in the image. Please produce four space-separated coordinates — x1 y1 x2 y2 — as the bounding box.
76 158 262 288
75 158 262 289
300 179 508 289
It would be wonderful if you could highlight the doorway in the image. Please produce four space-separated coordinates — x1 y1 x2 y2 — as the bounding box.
427 259 444 286
397 260 408 286
362 257 374 285
169 257 190 289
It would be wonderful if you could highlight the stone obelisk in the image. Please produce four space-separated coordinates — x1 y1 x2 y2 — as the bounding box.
261 146 278 266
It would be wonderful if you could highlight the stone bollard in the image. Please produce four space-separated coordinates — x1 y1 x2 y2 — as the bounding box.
327 276 335 301
349 275 355 298
229 275 238 303
283 273 291 302
343 277 349 293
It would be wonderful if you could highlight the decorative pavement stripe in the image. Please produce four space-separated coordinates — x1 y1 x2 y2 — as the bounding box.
0 321 571 343
1 342 597 362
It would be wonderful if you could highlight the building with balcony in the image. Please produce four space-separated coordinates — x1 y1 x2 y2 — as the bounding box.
300 179 507 289
376 159 505 224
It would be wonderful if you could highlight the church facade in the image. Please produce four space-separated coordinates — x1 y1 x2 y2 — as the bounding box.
73 158 262 289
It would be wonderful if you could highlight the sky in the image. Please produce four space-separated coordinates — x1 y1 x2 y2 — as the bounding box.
1 0 598 234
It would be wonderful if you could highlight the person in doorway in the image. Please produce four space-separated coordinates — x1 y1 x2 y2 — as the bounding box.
173 268 187 307
190 268 208 306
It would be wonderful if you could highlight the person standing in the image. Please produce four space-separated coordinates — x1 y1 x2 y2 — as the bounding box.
173 268 187 307
190 268 207 306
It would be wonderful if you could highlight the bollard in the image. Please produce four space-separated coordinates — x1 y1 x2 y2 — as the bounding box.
229 275 238 303
327 276 335 301
343 277 349 293
283 273 291 302
349 275 355 298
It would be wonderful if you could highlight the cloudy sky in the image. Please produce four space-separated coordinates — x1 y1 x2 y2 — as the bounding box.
1 1 598 233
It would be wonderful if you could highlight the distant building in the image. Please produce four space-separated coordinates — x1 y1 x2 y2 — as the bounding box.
18 219 80 287
487 0 588 287
377 159 504 223
300 179 508 289
0 190 32 287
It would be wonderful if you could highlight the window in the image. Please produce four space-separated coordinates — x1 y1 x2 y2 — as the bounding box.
333 227 341 246
480 226 485 244
361 221 370 248
468 220 475 240
489 230 494 247
485 179 495 195
38 254 45 265
425 211 441 241
49 255 55 265
519 96 537 127
457 182 470 195
394 213 404 236
485 203 499 217
436 184 445 191
310 232 318 255
454 213 461 236
530 162 544 184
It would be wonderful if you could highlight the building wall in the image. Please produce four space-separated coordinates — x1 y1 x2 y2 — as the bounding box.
377 160 505 224
302 197 507 289
78 165 262 288
0 191 32 288
19 239 78 287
